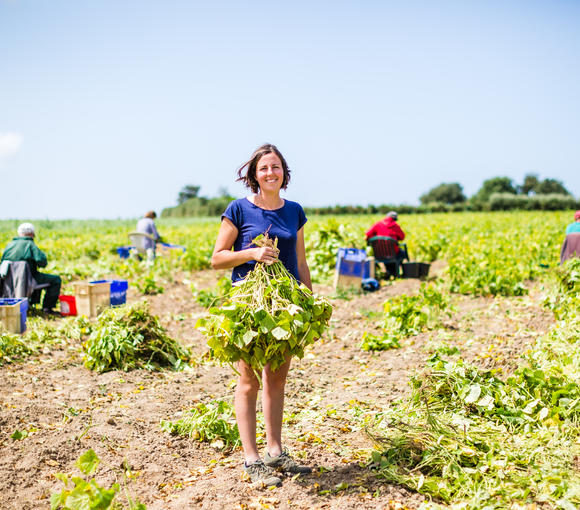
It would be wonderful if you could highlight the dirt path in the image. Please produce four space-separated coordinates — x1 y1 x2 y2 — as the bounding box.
0 266 554 509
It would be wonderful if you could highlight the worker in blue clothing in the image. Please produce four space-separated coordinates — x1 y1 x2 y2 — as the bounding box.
565 210 580 234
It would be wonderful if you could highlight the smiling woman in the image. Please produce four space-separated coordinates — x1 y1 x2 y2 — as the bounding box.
208 143 313 487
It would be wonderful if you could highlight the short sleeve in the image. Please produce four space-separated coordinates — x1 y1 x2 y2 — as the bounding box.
297 203 307 231
222 200 242 229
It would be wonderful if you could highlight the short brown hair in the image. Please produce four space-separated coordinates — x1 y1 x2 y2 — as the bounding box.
236 144 291 194
145 211 157 219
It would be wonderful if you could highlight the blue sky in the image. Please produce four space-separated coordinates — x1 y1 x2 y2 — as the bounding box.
1 0 579 219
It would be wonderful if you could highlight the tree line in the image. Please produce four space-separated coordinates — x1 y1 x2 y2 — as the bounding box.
161 185 237 218
307 174 578 215
164 175 578 218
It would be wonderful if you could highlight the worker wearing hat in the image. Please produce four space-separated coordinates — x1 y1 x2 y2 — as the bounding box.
1 223 62 314
365 211 406 250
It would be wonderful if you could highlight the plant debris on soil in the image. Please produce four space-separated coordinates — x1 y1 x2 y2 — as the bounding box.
0 263 561 509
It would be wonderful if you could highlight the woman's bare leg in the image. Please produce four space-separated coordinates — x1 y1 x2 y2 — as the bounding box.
234 360 261 462
262 356 291 457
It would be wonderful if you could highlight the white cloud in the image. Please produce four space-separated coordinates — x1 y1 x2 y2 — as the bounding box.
0 133 23 158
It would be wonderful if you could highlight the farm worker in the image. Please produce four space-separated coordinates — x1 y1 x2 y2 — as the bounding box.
211 143 313 487
565 210 580 235
0 223 62 315
365 211 409 259
136 211 161 263
560 210 580 263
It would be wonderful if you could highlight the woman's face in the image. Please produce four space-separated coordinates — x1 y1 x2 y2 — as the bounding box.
255 152 284 194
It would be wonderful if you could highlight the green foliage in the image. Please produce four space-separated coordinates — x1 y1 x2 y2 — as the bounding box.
192 276 232 308
366 264 580 508
519 173 540 195
447 245 532 297
0 316 87 366
161 400 240 449
419 182 466 205
177 184 201 204
50 449 118 510
490 192 578 211
471 176 517 204
361 284 449 351
305 218 364 283
544 257 580 320
360 330 400 351
82 302 190 372
51 449 146 510
134 272 164 295
0 331 34 365
11 429 29 440
197 260 333 377
163 188 236 217
535 178 571 196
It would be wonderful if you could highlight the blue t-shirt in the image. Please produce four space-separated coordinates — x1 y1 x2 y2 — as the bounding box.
222 198 307 282
566 222 580 235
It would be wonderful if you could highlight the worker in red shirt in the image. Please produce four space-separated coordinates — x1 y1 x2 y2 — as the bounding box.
366 211 405 245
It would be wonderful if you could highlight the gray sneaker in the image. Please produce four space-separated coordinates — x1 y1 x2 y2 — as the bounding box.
243 460 282 487
264 449 312 475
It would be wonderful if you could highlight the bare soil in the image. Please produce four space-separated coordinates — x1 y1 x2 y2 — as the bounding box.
0 263 554 509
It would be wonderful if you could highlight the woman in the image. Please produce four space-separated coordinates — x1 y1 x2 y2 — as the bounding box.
211 143 312 486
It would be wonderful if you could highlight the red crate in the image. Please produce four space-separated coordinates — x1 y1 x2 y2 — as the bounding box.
59 295 77 316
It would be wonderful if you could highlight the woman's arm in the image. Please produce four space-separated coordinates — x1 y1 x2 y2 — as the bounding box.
295 227 312 291
211 217 279 270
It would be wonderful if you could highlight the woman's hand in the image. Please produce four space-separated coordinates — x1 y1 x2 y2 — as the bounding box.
253 246 279 265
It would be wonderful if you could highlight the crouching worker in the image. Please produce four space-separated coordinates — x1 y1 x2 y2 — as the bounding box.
0 223 61 315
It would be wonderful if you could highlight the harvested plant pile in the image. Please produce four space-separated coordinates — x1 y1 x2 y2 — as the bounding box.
0 332 34 365
82 302 190 372
197 233 333 375
366 260 580 508
361 283 450 351
161 400 240 449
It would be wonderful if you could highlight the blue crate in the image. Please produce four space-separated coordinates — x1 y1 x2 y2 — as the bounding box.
116 246 132 259
159 242 186 253
335 248 373 278
90 279 128 306
0 297 28 333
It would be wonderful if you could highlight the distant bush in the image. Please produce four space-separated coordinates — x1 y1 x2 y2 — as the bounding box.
162 195 235 217
490 193 579 211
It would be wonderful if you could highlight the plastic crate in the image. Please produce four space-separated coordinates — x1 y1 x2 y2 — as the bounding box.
157 243 187 255
333 248 375 289
116 246 132 259
91 279 128 306
402 262 431 279
73 281 111 317
59 295 77 316
0 298 28 334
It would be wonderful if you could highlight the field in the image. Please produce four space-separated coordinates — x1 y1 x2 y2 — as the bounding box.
0 211 578 510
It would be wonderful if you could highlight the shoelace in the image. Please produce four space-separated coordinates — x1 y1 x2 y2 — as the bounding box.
248 460 270 474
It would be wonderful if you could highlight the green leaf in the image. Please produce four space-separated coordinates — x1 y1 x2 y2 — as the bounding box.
464 384 481 404
50 492 66 510
271 327 290 340
242 330 258 346
11 429 26 440
259 314 277 332
64 492 91 510
76 449 99 476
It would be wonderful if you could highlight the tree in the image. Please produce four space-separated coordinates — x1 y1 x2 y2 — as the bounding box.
534 178 571 196
420 183 466 205
471 177 517 203
519 173 539 195
178 185 201 204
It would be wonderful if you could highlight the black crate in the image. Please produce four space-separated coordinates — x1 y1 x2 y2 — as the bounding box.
402 262 430 279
